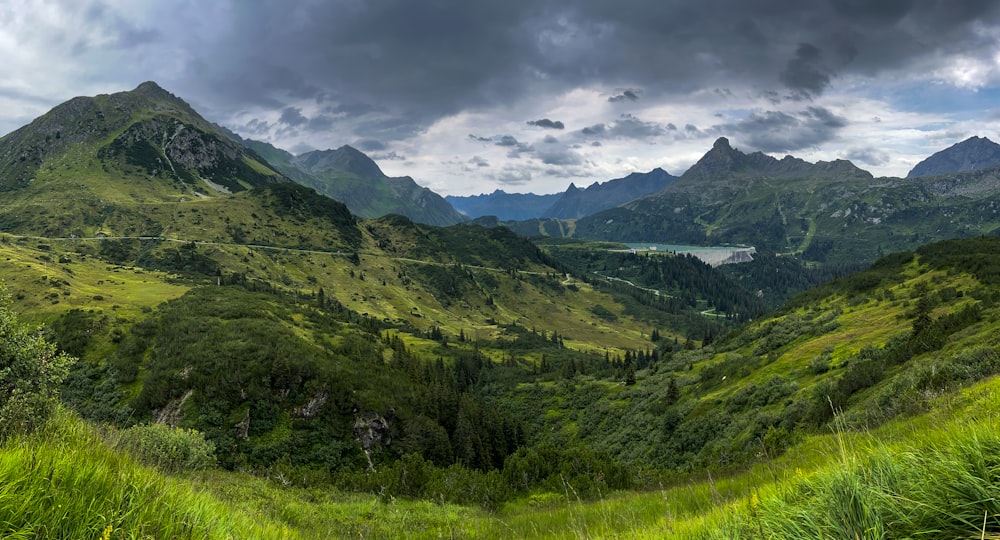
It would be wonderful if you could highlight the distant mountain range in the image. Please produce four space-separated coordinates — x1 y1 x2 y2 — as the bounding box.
6 80 1000 269
446 168 676 220
445 190 561 221
564 136 1000 265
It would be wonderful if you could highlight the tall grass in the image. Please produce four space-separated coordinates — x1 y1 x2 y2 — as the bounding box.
0 408 296 539
690 417 1000 539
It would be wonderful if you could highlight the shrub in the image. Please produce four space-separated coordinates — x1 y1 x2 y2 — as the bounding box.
117 423 217 473
0 288 75 438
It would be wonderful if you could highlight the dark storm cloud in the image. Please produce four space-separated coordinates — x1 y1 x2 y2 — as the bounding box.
279 106 308 127
527 118 565 129
169 0 1000 141
779 43 831 96
535 146 583 166
580 114 670 139
721 106 848 153
608 89 640 102
611 114 668 138
493 135 534 157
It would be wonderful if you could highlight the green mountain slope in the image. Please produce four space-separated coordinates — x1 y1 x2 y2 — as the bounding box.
484 235 1000 473
15 234 1000 538
244 138 466 226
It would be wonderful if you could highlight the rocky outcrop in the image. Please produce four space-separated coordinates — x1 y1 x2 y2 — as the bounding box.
354 412 391 470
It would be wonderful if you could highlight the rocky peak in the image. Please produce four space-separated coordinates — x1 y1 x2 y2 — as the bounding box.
907 136 1000 178
713 136 733 151
682 136 761 180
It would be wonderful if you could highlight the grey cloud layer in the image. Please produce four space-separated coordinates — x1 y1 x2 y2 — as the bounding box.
113 0 1000 141
12 0 1000 191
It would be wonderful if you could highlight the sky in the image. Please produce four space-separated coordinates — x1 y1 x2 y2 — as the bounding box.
4 1 1000 196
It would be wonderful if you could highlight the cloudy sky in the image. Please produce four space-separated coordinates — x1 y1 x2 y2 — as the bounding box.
4 1 1000 195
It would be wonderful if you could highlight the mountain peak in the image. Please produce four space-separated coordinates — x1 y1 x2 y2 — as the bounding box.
907 136 1000 178
134 81 167 93
125 81 191 110
293 145 385 178
677 137 872 187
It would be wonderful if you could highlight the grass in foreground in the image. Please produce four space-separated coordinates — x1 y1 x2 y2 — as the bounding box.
0 409 296 539
11 378 1000 539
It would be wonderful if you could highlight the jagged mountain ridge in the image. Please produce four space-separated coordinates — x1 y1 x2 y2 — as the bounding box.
445 190 562 221
907 136 1000 178
674 136 872 191
445 167 675 221
542 168 676 219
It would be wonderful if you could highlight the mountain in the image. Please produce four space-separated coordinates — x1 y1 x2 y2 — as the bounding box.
0 83 715 489
446 167 675 221
445 190 561 221
906 135 1000 178
0 82 372 258
568 137 1000 265
542 168 676 219
676 136 872 190
0 81 285 195
243 139 466 226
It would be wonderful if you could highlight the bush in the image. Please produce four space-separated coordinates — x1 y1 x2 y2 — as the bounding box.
117 423 217 473
0 288 75 438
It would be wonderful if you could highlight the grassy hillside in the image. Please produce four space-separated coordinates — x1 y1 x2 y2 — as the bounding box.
3 216 1000 537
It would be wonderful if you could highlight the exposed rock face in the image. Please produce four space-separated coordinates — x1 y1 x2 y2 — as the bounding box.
292 392 328 419
96 116 284 194
354 412 391 470
152 389 193 426
907 136 1000 178
234 409 251 441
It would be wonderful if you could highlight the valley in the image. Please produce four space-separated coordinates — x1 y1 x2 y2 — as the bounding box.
3 82 1000 538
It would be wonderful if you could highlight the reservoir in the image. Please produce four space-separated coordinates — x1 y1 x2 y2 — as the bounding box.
622 243 756 266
